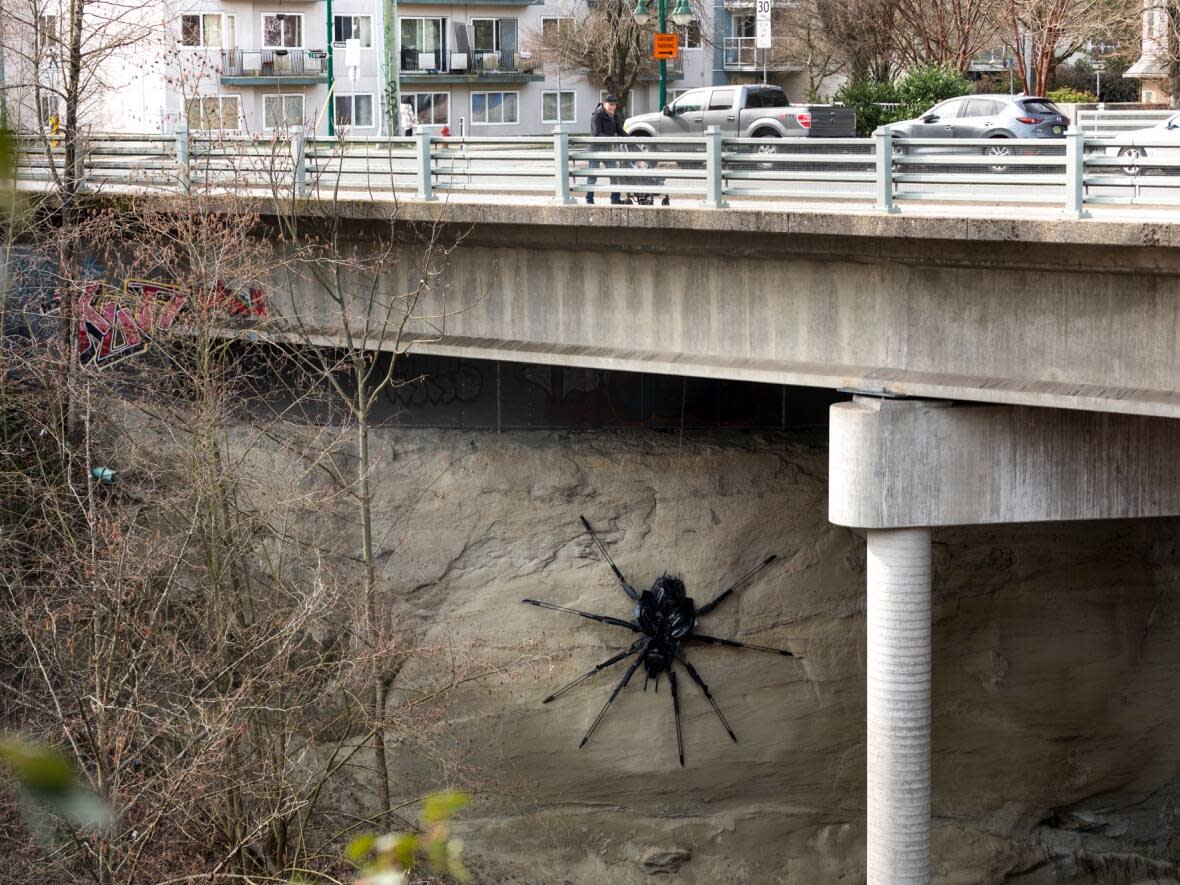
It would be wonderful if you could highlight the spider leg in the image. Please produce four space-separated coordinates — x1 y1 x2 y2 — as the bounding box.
580 515 641 602
669 668 685 767
579 642 648 749
522 599 640 633
696 555 777 616
544 639 645 704
676 650 737 742
690 632 795 657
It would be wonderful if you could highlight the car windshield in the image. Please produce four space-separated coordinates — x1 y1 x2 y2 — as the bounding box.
1020 99 1062 115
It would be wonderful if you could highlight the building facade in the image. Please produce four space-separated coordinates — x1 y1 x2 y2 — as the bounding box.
4 0 836 137
1126 0 1170 103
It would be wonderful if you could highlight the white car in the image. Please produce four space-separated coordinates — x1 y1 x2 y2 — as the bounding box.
1106 113 1180 175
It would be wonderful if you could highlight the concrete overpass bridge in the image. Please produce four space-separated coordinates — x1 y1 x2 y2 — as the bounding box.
260 198 1180 884
43 182 1179 883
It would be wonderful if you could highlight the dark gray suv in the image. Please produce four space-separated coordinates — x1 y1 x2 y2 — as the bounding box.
888 94 1068 162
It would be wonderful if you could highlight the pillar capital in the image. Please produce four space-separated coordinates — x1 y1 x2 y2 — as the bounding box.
830 400 1180 529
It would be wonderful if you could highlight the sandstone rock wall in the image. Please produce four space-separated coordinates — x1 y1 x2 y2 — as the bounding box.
248 426 1180 884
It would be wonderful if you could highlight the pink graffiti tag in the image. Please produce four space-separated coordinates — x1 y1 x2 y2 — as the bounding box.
73 279 265 366
77 281 188 366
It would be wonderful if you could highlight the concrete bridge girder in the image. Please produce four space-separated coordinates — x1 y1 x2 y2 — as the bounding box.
270 206 1180 419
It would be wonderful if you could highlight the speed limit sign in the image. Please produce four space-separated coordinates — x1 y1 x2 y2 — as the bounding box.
755 0 772 19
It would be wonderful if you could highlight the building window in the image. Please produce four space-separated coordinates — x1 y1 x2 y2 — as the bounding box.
334 15 372 48
263 93 304 128
403 91 449 124
35 14 59 52
262 14 302 49
676 20 701 49
542 90 575 123
472 18 517 52
471 91 518 124
334 93 374 127
400 17 445 70
181 13 234 48
540 16 572 42
186 95 241 130
39 93 60 124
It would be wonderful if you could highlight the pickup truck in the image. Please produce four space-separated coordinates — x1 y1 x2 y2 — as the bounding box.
623 85 857 148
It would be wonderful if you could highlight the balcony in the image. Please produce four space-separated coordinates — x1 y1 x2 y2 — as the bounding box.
399 48 544 83
220 49 328 85
722 36 804 72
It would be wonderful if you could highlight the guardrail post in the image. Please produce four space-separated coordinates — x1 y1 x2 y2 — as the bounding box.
553 125 575 205
175 121 190 195
873 126 898 214
1064 127 1088 219
290 124 307 198
704 126 728 209
415 130 437 201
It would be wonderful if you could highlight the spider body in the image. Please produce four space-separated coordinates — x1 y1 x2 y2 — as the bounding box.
636 576 694 681
523 516 797 766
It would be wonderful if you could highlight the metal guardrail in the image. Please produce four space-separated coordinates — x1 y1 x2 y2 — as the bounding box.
1078 109 1173 136
14 126 1180 216
400 48 534 74
221 48 327 78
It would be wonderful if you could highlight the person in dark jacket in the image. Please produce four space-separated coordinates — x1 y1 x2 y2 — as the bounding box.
586 94 626 205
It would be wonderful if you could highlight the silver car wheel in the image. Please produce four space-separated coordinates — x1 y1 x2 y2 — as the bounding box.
984 142 1012 172
1119 146 1144 176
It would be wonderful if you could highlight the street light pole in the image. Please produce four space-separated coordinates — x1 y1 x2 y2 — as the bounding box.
633 0 692 110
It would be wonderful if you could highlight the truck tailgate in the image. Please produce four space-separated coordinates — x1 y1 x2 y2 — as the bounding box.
805 106 856 137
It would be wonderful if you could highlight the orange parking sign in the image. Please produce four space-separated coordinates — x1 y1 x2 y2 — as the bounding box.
652 33 679 60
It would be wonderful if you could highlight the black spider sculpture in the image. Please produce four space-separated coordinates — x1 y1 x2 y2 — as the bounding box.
523 515 795 766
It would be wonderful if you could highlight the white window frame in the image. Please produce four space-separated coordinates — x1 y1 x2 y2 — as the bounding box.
180 12 235 49
541 89 576 124
333 14 373 48
471 90 519 125
334 92 375 128
676 19 702 50
400 17 446 52
261 13 303 49
402 91 450 125
35 14 59 52
39 93 60 124
472 17 516 53
186 94 241 131
540 16 572 42
262 92 305 129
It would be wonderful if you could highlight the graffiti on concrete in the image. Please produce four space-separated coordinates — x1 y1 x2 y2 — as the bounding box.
387 364 485 408
26 277 267 367
78 280 189 365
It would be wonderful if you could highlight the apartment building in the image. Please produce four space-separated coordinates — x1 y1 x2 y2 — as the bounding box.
4 0 829 136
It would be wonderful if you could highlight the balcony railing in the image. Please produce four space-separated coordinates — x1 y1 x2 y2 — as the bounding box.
221 49 327 78
400 48 535 74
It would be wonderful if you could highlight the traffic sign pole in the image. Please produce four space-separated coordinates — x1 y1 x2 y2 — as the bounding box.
755 0 771 84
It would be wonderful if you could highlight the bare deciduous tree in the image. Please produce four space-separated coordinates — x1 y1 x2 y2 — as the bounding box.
892 0 1004 72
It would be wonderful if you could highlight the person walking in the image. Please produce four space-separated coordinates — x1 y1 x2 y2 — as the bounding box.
587 95 626 205
399 98 417 137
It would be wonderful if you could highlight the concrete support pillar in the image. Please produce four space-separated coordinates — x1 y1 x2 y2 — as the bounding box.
866 527 932 885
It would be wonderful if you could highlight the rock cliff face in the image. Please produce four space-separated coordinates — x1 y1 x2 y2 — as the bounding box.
271 426 1180 884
